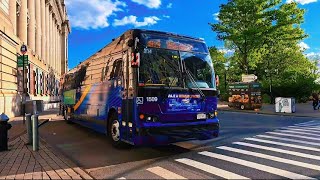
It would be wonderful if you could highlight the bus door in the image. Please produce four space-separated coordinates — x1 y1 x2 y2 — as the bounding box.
120 48 135 144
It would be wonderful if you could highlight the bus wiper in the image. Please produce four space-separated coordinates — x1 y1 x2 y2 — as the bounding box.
184 67 206 101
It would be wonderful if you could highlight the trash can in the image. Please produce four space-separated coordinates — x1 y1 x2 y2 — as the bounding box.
275 97 296 113
0 113 12 151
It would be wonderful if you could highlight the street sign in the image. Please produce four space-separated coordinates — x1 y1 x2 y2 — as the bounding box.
20 44 27 54
17 55 29 67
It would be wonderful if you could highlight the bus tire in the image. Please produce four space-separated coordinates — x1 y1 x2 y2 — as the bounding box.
240 104 245 110
108 113 125 147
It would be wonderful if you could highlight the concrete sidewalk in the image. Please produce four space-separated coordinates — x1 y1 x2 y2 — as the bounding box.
218 101 320 118
8 108 61 141
1 108 93 180
0 135 93 180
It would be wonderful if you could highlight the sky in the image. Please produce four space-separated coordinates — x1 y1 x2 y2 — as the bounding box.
65 0 320 69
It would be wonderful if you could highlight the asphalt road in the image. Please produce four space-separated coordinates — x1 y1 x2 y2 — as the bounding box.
39 111 320 179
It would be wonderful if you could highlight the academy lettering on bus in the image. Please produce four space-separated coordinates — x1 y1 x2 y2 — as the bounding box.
61 29 220 147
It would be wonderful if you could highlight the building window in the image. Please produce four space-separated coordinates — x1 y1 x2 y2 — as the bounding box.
0 0 9 14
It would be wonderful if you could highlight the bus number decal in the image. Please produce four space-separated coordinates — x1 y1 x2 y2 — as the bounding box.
146 97 158 102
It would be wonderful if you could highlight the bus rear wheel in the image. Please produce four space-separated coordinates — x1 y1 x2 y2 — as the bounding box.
240 104 245 110
64 107 72 124
108 113 125 147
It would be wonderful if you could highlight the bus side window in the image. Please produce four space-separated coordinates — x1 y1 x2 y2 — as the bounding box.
110 59 123 80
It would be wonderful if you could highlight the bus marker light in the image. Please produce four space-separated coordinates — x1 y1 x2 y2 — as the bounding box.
118 107 121 114
122 121 126 126
129 122 133 128
139 114 145 120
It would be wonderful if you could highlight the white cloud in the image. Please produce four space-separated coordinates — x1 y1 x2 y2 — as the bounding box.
131 0 161 8
113 15 161 27
218 48 235 54
65 0 126 29
163 15 170 18
298 42 310 51
166 3 172 8
286 0 318 5
213 12 219 21
306 52 320 59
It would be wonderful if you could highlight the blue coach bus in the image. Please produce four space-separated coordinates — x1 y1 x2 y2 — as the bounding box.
61 29 220 147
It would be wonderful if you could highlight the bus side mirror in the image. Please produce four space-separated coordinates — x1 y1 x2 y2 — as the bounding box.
128 39 134 47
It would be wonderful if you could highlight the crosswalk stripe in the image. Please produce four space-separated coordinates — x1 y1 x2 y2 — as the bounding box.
266 132 320 141
282 127 320 134
294 121 316 125
175 158 250 179
233 142 320 160
217 146 320 171
256 135 320 147
275 130 320 137
290 124 320 128
146 166 187 179
199 151 315 179
245 137 320 152
288 126 320 130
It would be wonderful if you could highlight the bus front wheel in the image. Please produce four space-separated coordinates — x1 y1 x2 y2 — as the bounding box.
240 104 245 110
108 113 125 147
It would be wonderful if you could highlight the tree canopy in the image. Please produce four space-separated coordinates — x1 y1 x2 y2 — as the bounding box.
210 0 319 102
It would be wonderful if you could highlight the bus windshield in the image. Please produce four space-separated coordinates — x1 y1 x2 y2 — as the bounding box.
138 33 216 89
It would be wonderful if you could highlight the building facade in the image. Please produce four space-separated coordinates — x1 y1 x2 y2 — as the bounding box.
0 0 70 117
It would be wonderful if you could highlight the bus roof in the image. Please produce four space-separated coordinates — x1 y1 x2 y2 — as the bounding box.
132 29 205 42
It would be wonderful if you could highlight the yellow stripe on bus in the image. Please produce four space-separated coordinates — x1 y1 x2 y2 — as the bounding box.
74 85 92 110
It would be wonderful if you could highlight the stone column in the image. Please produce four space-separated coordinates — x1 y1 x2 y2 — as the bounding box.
53 19 56 70
49 11 53 68
28 0 35 51
18 0 27 43
41 0 46 63
58 30 61 74
61 25 66 74
36 0 41 58
9 0 17 35
46 4 50 65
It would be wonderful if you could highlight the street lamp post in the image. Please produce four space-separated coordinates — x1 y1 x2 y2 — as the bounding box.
224 63 229 93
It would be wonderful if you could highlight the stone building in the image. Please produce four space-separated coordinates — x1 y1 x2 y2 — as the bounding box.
0 0 70 117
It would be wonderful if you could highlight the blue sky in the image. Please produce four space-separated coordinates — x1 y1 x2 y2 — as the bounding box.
66 0 320 69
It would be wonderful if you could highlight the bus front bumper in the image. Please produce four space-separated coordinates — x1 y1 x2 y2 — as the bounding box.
133 120 220 146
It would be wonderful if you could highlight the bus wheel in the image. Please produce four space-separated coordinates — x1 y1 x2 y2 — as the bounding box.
64 108 72 124
240 104 245 110
108 113 125 147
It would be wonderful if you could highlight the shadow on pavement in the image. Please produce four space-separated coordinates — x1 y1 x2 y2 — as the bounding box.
39 119 190 170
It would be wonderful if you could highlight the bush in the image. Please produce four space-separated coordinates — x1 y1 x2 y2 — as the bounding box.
262 94 271 104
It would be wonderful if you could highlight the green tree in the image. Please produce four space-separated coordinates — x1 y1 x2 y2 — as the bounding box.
211 0 306 74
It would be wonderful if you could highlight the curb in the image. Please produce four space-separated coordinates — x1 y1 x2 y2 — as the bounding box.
218 108 320 118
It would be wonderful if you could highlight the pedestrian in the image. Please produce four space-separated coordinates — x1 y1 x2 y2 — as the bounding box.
312 93 319 110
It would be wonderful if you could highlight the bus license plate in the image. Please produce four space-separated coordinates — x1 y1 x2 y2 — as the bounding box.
197 113 206 120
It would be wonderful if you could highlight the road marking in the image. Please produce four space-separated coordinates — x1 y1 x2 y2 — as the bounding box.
117 177 126 179
288 126 320 131
175 158 250 179
294 121 316 125
256 135 320 147
199 151 314 180
266 132 320 141
217 146 320 171
290 124 320 128
245 137 320 152
282 127 320 134
275 130 320 137
146 166 186 179
233 142 320 160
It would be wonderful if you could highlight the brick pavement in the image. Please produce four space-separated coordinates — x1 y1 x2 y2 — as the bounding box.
0 134 93 180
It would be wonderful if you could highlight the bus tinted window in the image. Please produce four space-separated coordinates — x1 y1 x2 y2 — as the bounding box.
141 33 208 53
